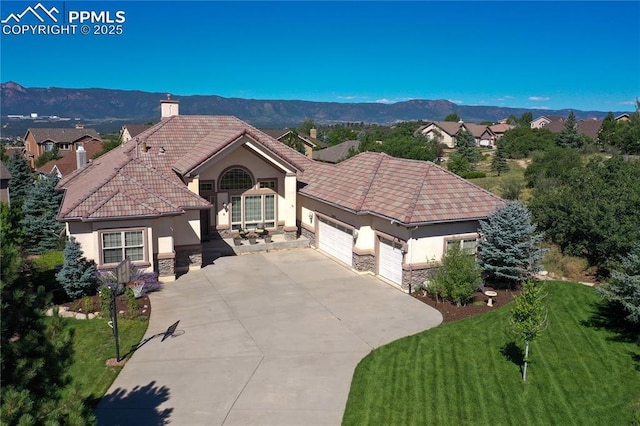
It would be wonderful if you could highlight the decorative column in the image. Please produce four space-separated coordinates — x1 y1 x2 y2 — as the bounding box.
283 173 298 240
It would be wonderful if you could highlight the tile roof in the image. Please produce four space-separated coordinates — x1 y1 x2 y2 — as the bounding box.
58 116 314 221
259 129 291 139
26 128 101 144
543 118 603 139
463 123 493 138
313 140 360 163
489 123 516 134
299 152 504 225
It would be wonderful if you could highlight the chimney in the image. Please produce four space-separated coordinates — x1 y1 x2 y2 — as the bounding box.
310 128 317 139
160 94 179 119
76 146 87 169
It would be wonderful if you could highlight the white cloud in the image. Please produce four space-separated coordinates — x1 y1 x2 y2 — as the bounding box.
375 97 414 104
497 95 514 101
337 95 369 101
447 99 463 104
619 100 636 105
529 96 550 102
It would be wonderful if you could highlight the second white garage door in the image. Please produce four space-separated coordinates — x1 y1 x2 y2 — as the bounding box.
318 217 353 267
379 237 403 285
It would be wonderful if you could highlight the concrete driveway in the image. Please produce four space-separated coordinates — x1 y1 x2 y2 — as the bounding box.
95 249 442 425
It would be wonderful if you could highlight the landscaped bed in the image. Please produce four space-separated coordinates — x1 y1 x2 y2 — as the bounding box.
343 281 640 425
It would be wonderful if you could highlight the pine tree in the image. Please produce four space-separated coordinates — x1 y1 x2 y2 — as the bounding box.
455 128 479 166
478 202 546 288
1 242 95 424
556 111 583 148
7 152 34 205
21 173 64 254
56 237 98 300
597 244 640 324
491 142 510 176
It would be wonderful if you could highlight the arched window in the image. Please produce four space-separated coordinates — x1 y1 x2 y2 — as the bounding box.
219 167 253 191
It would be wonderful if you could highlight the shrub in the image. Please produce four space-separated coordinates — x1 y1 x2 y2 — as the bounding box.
458 171 487 179
430 245 482 306
56 237 98 300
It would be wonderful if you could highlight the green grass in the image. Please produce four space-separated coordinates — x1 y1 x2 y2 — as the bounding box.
55 316 148 406
343 282 640 425
471 159 531 201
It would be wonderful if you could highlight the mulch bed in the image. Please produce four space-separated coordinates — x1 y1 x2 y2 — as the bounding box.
412 287 521 323
59 293 152 321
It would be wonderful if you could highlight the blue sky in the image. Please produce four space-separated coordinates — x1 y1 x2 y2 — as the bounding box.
1 1 639 111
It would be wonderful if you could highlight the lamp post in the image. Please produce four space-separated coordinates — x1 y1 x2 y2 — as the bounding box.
110 257 130 362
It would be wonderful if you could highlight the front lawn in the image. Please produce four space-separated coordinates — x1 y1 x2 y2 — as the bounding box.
55 316 148 407
343 281 640 425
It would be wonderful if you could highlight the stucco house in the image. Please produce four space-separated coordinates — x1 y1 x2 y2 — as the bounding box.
56 100 504 291
530 115 564 129
259 128 326 159
416 121 496 148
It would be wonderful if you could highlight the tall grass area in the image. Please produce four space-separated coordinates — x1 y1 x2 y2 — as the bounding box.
55 316 148 407
471 157 531 201
343 282 640 425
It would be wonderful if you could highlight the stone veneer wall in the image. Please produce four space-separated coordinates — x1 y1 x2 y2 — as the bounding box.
283 226 298 241
155 253 175 278
353 252 375 273
175 244 202 270
402 265 439 292
300 227 315 246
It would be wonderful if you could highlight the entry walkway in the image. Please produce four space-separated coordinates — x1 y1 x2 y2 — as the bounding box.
95 249 442 425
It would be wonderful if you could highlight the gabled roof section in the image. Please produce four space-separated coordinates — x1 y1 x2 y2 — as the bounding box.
26 128 101 144
57 115 315 221
300 152 504 225
123 124 154 139
36 140 104 177
313 140 360 163
463 123 494 138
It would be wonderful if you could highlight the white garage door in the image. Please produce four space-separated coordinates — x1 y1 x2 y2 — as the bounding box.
318 217 353 267
379 237 403 285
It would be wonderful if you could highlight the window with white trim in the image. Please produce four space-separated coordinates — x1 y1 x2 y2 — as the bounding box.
220 168 253 190
59 143 70 150
44 142 54 152
259 180 277 190
101 229 145 264
230 194 276 230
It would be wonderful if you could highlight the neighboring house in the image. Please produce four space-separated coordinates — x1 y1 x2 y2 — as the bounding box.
260 128 327 158
488 123 516 140
24 127 102 168
416 121 496 148
313 140 360 163
36 139 104 178
530 116 564 129
0 162 11 204
615 113 630 122
543 117 603 140
120 124 154 143
56 99 504 291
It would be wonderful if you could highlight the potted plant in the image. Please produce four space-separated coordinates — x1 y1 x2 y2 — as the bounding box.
233 234 243 246
263 229 271 243
246 231 259 244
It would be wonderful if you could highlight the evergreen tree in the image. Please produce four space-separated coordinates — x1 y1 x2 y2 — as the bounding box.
478 202 546 288
56 237 98 300
1 201 24 248
510 280 548 381
7 152 34 205
597 112 617 147
1 242 94 424
597 244 640 324
556 111 584 148
444 112 460 122
491 142 510 176
455 128 479 166
21 173 64 254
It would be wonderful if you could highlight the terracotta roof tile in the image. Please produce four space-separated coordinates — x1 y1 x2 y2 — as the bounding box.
300 152 504 224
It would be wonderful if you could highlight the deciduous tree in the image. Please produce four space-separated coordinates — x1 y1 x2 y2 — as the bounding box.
444 113 460 122
510 280 548 381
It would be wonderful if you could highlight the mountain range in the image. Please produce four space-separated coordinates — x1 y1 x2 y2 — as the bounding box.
0 81 625 137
